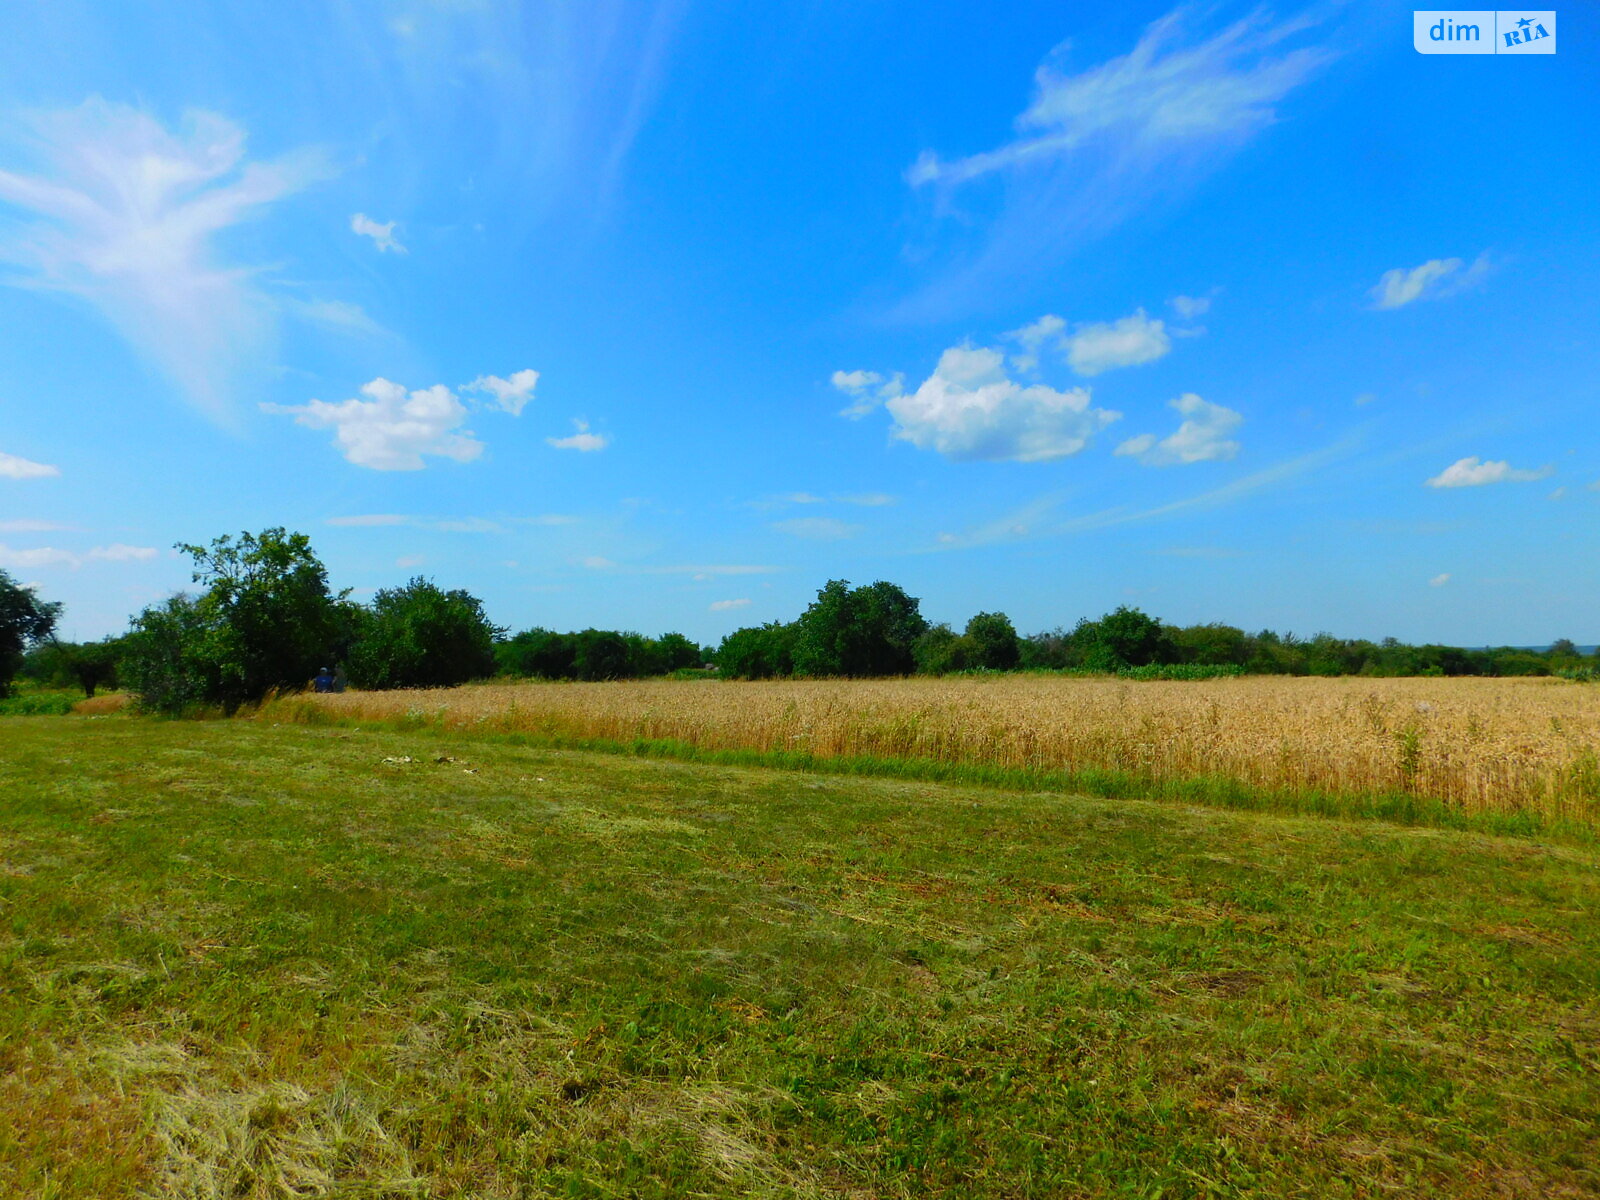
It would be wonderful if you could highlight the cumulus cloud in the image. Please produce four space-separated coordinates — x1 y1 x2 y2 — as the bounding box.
886 345 1119 463
1429 573 1451 587
1425 456 1552 488
1063 309 1171 376
709 598 751 612
0 99 328 421
267 367 539 470
351 213 405 253
1005 309 1171 375
546 419 609 452
264 378 484 470
831 369 905 419
1116 394 1242 466
0 542 157 569
1170 294 1213 319
466 369 538 416
0 451 60 480
771 517 862 540
1371 254 1489 309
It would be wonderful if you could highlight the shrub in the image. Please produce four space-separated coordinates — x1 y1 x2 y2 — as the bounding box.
347 578 501 690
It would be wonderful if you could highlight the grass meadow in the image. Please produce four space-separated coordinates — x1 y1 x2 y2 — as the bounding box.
3 714 1599 1197
281 675 1600 836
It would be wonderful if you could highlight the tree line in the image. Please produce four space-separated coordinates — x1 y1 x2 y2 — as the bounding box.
2 527 1595 709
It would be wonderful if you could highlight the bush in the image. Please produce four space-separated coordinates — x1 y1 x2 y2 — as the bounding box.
791 579 926 678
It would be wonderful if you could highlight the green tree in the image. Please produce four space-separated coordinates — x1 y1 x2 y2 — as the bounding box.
121 594 219 714
497 628 576 678
0 570 61 697
122 529 348 713
347 577 501 689
572 629 632 681
791 580 926 677
715 622 796 679
913 623 966 675
964 611 1020 670
1075 606 1173 671
25 637 124 697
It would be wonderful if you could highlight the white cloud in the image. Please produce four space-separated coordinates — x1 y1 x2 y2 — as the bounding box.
466 369 539 416
325 513 501 532
547 419 609 452
351 213 406 254
515 513 580 526
326 514 409 527
1063 309 1171 376
836 492 896 507
771 517 862 540
0 519 71 532
581 555 615 569
264 378 483 470
886 345 1119 462
291 298 390 338
1371 254 1489 309
1429 573 1451 587
1005 309 1171 375
1005 314 1067 371
1116 394 1242 466
0 452 60 480
396 555 425 568
831 369 905 419
0 542 157 569
709 598 751 612
909 11 1330 189
1425 456 1553 488
1170 294 1213 320
0 99 328 420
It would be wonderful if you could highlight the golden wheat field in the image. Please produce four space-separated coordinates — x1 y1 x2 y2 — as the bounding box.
285 674 1600 824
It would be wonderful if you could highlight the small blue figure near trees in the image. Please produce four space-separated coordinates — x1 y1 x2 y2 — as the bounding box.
1504 16 1550 48
313 666 335 693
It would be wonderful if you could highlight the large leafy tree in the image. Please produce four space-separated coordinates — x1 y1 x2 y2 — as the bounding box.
0 570 61 697
346 577 501 690
123 529 349 713
791 579 926 678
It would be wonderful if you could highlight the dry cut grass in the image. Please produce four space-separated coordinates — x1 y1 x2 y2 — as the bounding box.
288 675 1600 827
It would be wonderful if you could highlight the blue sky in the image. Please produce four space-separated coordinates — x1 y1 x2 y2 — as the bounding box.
0 1 1594 646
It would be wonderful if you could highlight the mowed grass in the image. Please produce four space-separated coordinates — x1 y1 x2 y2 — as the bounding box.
2 718 1598 1198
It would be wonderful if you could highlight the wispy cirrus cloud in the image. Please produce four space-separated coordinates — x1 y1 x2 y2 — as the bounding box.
0 451 60 480
0 99 330 422
901 9 1330 315
0 541 157 570
1370 254 1490 309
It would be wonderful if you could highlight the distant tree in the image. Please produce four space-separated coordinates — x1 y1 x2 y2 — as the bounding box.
0 570 61 697
26 638 124 697
497 628 576 679
913 623 966 675
964 611 1020 670
655 632 702 673
1548 638 1579 659
572 629 633 681
792 579 926 677
347 577 501 689
1076 606 1173 671
176 528 348 711
716 622 796 679
1169 623 1249 667
121 594 219 715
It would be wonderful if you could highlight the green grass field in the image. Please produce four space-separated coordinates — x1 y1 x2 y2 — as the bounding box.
3 717 1598 1198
